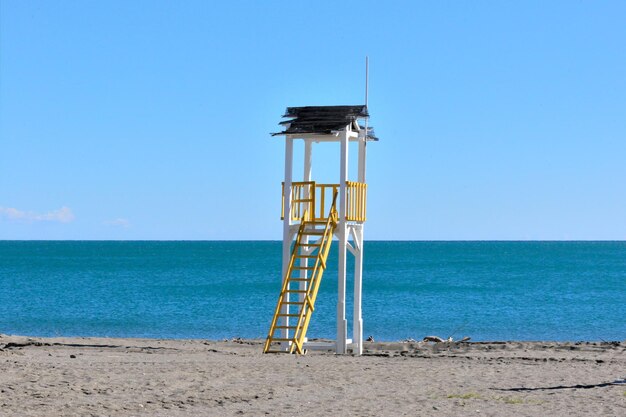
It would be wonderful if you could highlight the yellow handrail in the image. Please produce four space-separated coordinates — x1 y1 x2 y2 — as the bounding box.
262 218 307 354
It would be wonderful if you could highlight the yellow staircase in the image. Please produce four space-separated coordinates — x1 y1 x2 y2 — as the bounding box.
263 193 338 354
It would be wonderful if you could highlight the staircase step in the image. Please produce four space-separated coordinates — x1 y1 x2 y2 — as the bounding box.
277 313 301 317
286 289 307 293
296 252 319 257
289 278 311 282
282 301 304 305
269 338 294 342
297 243 321 247
292 266 314 270
297 238 322 242
274 325 297 329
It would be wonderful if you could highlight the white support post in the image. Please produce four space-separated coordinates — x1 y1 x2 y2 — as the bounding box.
353 135 367 355
337 129 349 354
304 139 313 182
353 226 364 355
300 140 313 303
281 137 294 346
358 135 367 183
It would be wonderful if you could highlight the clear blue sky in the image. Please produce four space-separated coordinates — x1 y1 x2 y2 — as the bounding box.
1 1 625 240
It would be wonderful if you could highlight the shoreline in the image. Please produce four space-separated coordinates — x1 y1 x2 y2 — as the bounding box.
1 334 624 416
2 332 622 344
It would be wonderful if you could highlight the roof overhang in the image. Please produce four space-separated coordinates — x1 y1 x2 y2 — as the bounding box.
271 104 379 141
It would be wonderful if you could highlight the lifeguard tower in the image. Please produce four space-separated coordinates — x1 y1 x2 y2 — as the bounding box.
263 105 377 355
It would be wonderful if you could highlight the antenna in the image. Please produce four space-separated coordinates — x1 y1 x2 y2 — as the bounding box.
364 56 369 141
365 56 369 107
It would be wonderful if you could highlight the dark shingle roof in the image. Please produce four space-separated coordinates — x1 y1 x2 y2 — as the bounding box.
272 105 378 140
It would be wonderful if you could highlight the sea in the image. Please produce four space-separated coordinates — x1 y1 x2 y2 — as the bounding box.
0 241 624 342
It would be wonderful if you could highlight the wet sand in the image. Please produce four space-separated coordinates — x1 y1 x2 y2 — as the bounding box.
1 334 624 416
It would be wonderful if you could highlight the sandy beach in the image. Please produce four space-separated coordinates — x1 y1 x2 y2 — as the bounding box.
1 334 624 416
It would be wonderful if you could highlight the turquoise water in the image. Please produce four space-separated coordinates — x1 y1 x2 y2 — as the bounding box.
0 241 624 341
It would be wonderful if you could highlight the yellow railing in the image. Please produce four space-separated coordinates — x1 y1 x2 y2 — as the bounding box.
282 181 367 222
346 181 367 222
281 182 315 221
313 183 339 222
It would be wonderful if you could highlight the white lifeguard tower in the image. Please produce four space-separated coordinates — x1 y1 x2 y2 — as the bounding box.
263 105 377 355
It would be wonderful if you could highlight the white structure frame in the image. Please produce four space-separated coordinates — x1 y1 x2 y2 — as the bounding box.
281 123 367 355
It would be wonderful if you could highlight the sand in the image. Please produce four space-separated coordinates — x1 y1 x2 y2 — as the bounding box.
1 334 624 416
